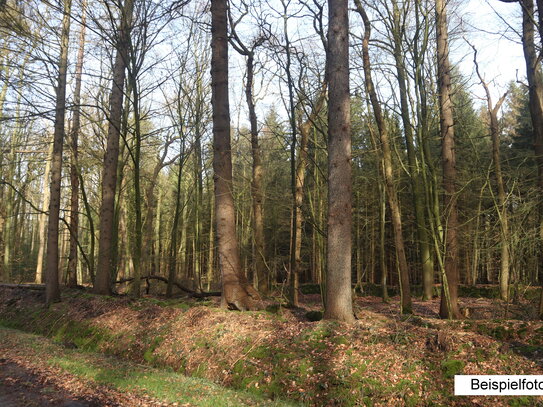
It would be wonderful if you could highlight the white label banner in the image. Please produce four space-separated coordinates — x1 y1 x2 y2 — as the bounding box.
455 375 543 396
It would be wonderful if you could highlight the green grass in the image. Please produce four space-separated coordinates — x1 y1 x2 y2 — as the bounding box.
0 327 296 407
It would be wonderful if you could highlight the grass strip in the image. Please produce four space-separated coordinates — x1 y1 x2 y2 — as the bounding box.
0 327 296 407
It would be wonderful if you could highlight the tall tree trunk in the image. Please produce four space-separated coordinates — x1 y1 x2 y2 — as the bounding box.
154 190 163 276
278 0 300 307
207 177 215 291
45 0 72 304
94 0 134 295
67 0 87 288
493 166 508 289
243 53 267 294
211 0 261 311
35 140 54 284
128 82 143 298
293 83 327 295
324 0 355 323
0 57 10 282
365 93 388 302
499 0 543 317
2 55 28 282
166 161 182 297
308 137 324 286
413 0 436 300
79 171 95 282
522 0 543 319
379 183 389 302
142 141 174 279
389 0 434 301
471 43 510 301
354 0 412 314
539 281 543 319
436 0 461 319
194 126 203 290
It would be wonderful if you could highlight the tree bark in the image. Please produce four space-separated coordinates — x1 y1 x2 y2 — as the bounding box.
79 171 95 283
128 79 143 298
470 43 510 301
413 0 436 300
436 0 462 319
279 0 300 307
390 0 434 302
167 155 184 297
294 85 327 293
207 178 215 291
354 0 412 314
379 183 388 302
94 0 134 295
45 0 72 305
521 0 543 319
188 68 206 289
67 0 86 288
35 140 53 284
499 0 543 318
324 0 355 323
211 0 261 311
242 53 268 294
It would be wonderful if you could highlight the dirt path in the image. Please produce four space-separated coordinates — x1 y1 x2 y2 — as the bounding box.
0 332 183 406
0 358 103 407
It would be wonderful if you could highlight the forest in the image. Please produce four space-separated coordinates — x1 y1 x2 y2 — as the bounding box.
0 0 543 405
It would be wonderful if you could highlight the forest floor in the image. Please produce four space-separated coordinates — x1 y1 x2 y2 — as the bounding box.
0 327 292 406
0 285 542 406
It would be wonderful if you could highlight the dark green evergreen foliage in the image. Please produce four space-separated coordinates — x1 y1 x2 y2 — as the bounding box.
504 82 534 153
261 108 295 280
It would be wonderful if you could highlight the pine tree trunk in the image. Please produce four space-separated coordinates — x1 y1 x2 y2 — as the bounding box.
95 0 134 295
324 0 355 323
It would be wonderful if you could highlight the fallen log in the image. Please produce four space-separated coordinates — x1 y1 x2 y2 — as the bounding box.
114 275 221 298
0 283 45 290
